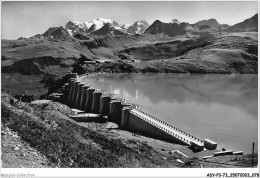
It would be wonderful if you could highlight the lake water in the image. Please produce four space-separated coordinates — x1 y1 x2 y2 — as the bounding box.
81 73 258 153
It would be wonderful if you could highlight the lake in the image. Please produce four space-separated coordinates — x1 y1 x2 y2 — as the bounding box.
81 73 258 153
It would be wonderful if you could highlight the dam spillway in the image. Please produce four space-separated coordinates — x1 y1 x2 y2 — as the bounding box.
62 73 222 152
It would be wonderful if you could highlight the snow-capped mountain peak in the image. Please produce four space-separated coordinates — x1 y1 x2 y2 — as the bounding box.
34 18 149 39
65 21 87 30
74 21 87 28
122 20 150 34
137 20 148 25
85 17 119 30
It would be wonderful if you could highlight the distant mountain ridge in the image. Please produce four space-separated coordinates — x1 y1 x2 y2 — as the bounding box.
43 26 71 38
27 14 257 39
122 20 150 34
227 14 258 32
30 18 150 39
194 18 220 28
144 20 189 37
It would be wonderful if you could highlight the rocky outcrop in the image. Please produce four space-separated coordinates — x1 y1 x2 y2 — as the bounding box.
74 34 90 40
144 20 188 37
43 26 71 38
194 18 220 28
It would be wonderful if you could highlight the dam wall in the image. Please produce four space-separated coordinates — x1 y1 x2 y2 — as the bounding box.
124 110 188 145
91 91 102 113
99 95 111 115
60 73 218 151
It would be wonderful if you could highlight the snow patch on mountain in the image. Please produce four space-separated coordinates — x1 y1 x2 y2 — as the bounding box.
122 20 150 34
67 29 73 36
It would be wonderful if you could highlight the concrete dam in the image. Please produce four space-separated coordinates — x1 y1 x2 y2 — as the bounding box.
61 73 219 152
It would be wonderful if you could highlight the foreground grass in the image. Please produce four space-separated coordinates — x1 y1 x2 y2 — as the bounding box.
1 93 167 168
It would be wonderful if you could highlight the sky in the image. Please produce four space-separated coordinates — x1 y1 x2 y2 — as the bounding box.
1 1 258 39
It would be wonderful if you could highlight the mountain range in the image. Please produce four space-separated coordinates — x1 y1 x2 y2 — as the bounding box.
30 18 150 39
3 13 258 99
25 14 258 39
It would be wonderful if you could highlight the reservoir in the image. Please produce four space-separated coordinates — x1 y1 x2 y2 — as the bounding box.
81 73 258 153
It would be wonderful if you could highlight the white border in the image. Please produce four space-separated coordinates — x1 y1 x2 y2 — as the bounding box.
1 0 259 177
1 168 260 177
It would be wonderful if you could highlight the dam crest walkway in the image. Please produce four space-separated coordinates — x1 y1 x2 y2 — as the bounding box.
131 109 204 147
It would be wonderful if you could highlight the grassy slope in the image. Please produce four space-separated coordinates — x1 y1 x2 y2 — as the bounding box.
125 32 258 74
1 92 173 168
1 39 82 65
1 123 50 168
1 35 170 65
1 74 47 98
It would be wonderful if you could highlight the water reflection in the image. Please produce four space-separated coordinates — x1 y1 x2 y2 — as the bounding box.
82 73 258 153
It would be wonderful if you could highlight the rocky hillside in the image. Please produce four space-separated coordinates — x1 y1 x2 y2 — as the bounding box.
43 26 71 39
144 20 189 37
118 32 258 74
194 18 220 28
227 14 258 32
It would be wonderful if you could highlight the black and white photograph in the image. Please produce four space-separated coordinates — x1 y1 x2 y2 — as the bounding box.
1 0 258 177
